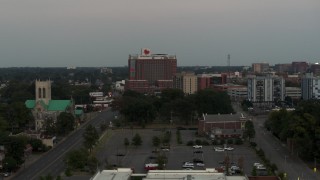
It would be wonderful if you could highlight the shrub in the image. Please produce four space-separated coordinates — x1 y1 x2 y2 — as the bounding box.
257 149 265 157
212 140 218 145
235 138 243 145
250 142 257 147
270 163 278 172
202 140 210 146
195 139 202 145
186 140 194 146
219 139 225 145
227 138 234 144
65 168 73 177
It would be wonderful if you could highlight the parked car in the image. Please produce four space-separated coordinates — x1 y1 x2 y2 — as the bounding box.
196 162 205 167
3 172 10 177
224 147 234 151
214 147 224 152
182 164 194 169
193 145 202 149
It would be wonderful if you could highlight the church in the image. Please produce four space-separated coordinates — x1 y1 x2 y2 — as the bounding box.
25 80 74 131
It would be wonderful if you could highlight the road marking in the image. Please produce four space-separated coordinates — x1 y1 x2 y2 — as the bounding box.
30 135 83 179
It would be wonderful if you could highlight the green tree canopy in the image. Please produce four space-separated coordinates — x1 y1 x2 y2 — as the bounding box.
56 112 75 136
64 148 89 170
132 133 142 146
243 120 255 141
83 124 99 152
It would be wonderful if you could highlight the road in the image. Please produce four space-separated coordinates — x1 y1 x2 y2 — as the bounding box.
12 109 114 180
253 115 319 180
233 103 319 179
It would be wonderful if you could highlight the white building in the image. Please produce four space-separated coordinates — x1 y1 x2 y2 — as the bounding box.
227 87 248 101
285 87 301 100
301 72 320 100
90 168 249 180
247 75 285 102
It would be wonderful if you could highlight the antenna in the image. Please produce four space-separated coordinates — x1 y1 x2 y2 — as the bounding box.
227 54 231 78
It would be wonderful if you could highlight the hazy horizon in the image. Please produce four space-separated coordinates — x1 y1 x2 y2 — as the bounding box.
1 0 319 67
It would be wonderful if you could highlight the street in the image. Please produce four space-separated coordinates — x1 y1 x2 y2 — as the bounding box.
12 109 114 180
252 115 319 180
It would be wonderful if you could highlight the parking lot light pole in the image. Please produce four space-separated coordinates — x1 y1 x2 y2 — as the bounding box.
284 155 288 179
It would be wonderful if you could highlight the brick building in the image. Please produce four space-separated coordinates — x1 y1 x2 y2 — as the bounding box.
126 48 177 93
198 113 247 138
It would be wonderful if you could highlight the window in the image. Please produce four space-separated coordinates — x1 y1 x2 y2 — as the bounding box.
38 88 42 98
43 88 46 98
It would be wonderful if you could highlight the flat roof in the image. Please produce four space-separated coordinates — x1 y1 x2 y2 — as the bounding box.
202 113 247 122
144 169 248 180
91 169 132 180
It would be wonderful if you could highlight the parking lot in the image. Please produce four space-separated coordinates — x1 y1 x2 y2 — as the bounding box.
97 129 261 175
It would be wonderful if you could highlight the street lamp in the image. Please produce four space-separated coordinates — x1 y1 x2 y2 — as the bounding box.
284 155 288 179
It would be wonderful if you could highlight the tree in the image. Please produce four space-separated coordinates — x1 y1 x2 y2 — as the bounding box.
0 116 8 132
243 120 255 142
152 136 160 147
83 125 99 152
124 138 130 151
64 148 89 171
43 117 56 136
56 112 75 136
39 173 54 180
195 89 234 115
3 156 17 172
28 138 45 152
132 133 142 146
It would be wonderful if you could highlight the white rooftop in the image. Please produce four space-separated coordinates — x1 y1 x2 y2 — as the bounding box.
144 169 248 180
90 168 132 180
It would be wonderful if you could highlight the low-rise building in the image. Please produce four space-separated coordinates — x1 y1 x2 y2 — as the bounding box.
228 87 248 102
285 87 301 100
198 113 247 138
90 168 249 180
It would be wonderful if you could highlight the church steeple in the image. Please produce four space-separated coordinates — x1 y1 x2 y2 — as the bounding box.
35 79 51 105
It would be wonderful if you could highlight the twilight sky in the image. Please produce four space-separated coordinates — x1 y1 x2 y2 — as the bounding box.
0 0 319 67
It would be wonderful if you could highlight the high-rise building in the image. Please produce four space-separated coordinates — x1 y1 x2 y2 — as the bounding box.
126 49 177 93
197 74 227 91
252 63 269 73
173 72 198 94
292 61 308 74
247 75 285 102
301 72 320 100
274 63 292 73
310 63 320 76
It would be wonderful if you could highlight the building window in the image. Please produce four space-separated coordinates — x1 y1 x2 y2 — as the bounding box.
43 88 46 98
38 88 42 98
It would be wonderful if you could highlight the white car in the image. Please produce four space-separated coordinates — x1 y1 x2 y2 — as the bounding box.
183 162 194 166
253 162 262 167
193 145 202 149
182 162 194 169
224 147 234 151
3 172 10 177
230 165 240 171
196 163 205 167
214 147 224 152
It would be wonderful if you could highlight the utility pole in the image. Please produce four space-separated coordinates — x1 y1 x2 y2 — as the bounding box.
227 54 231 79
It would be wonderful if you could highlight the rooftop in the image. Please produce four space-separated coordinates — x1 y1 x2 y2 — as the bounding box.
145 169 248 180
202 113 247 122
91 168 133 180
